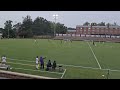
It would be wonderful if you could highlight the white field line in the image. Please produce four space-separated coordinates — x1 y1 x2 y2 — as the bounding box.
7 58 35 63
7 61 63 75
7 61 61 70
13 67 62 75
7 58 120 72
61 69 66 79
87 41 102 69
7 58 100 69
7 61 35 66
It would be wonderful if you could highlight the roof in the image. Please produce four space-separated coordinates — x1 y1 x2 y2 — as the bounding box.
76 25 120 29
67 30 76 32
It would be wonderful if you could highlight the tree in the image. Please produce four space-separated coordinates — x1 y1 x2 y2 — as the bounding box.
19 15 33 38
4 20 14 38
91 22 97 26
55 23 67 34
97 22 105 26
113 22 117 26
3 15 68 38
67 27 76 30
83 22 90 26
13 22 22 38
32 17 55 36
0 28 4 37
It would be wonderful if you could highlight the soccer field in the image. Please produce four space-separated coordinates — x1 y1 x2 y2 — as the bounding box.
0 39 120 79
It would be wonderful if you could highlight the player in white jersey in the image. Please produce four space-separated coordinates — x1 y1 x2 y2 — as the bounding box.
1 55 6 65
36 56 39 69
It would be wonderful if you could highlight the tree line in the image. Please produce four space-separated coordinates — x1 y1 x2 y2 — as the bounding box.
0 15 67 38
83 22 118 26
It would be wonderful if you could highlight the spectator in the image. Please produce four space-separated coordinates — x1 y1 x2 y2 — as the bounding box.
46 60 52 71
52 61 56 70
36 56 39 69
40 56 45 69
1 55 6 65
93 41 95 45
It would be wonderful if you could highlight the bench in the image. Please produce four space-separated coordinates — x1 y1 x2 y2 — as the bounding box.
0 64 11 70
58 65 63 72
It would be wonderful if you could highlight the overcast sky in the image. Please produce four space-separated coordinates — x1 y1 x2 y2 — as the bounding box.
0 11 120 28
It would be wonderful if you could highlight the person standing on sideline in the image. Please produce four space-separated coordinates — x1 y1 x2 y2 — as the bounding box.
93 41 95 45
61 40 62 43
46 60 52 71
36 56 39 69
1 55 6 65
52 61 56 70
40 56 45 69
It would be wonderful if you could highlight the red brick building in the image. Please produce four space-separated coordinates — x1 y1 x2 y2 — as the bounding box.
75 25 120 38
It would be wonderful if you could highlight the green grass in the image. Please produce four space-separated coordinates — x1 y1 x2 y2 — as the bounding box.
0 39 120 79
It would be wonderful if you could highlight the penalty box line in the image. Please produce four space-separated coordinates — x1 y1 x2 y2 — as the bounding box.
86 41 102 69
61 69 66 79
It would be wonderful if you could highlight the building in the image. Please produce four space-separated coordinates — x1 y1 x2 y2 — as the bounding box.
67 29 76 36
76 25 120 38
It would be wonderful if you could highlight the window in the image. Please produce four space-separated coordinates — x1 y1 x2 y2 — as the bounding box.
81 28 82 29
89 28 91 29
101 30 104 32
105 30 108 32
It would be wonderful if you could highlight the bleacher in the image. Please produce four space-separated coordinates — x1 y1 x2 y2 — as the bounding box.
54 36 120 43
0 64 11 70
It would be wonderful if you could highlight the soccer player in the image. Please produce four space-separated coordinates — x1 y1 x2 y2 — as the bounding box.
48 39 50 42
61 40 62 43
36 56 39 69
34 39 36 43
70 39 72 43
1 55 6 65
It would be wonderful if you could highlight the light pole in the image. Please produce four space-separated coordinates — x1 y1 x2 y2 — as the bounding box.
53 14 58 37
